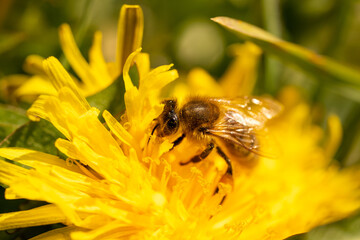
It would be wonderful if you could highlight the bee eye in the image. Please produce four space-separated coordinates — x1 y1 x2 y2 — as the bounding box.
167 116 178 129
162 112 179 136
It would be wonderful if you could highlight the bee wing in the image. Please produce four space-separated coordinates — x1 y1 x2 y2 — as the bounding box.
207 96 282 158
210 96 283 128
207 126 279 158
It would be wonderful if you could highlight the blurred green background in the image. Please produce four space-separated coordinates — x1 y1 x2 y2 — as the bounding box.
0 0 360 239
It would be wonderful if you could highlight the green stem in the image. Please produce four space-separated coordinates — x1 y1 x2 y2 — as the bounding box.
261 0 282 94
212 17 360 89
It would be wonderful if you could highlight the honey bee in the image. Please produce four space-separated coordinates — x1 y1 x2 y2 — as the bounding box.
151 96 282 183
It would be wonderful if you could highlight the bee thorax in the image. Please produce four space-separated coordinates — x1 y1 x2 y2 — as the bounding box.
179 99 220 134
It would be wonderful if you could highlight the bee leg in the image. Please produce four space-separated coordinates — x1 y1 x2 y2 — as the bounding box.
180 142 214 165
214 146 233 204
216 146 233 178
170 133 185 151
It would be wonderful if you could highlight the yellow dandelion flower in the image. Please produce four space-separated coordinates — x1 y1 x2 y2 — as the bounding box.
0 42 359 240
0 4 143 101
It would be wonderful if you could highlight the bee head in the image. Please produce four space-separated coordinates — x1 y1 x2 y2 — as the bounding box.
154 99 179 137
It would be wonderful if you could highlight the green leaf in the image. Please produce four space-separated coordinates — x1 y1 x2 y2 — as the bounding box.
304 212 360 240
285 213 360 240
0 105 29 140
211 17 360 90
86 74 125 118
0 103 62 156
0 120 64 156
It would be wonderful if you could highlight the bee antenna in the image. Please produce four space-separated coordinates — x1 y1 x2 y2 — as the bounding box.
147 123 160 146
151 123 160 136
